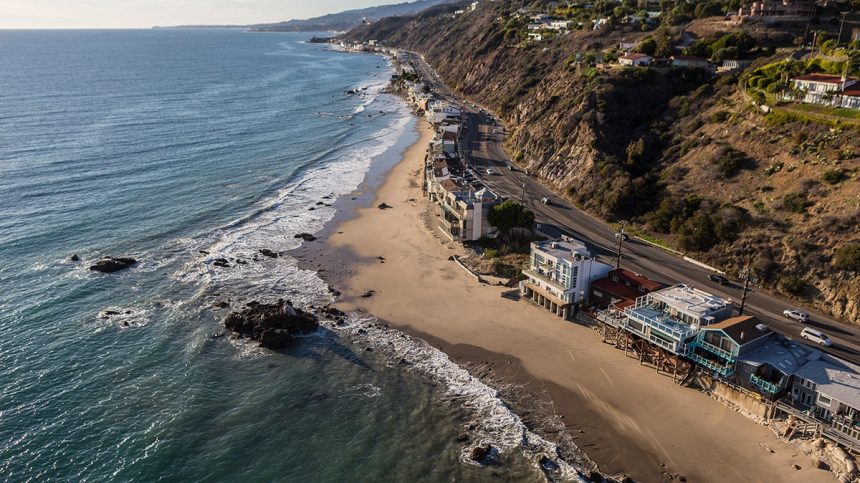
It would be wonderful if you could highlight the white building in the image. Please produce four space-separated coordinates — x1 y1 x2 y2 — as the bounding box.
621 284 733 355
521 237 613 320
789 74 860 110
436 188 501 242
619 53 652 67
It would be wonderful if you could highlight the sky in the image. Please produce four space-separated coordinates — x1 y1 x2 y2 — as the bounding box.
0 0 390 29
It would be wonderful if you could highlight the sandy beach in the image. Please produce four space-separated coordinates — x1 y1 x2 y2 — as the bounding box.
300 119 836 482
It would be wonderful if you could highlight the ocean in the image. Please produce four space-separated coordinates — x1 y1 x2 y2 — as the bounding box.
0 29 578 481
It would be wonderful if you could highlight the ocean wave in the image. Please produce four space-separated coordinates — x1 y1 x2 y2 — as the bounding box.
328 313 590 482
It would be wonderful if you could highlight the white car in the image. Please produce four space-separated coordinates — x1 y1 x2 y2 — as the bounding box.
801 328 833 347
783 309 809 322
486 168 494 175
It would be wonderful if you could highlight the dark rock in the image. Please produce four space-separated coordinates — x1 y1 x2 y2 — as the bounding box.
213 258 230 268
322 306 345 318
294 233 317 242
456 433 469 442
69 254 80 262
538 455 560 473
377 203 392 209
223 299 318 350
377 256 385 261
259 249 279 259
364 346 373 352
470 444 493 462
308 207 315 211
398 358 410 365
103 310 121 316
310 391 329 400
124 310 131 314
89 256 137 273
236 259 248 265
361 290 375 298
199 250 210 255
214 301 230 309
123 321 130 327
357 328 368 335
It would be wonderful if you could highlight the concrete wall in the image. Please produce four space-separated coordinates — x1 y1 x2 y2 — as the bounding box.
693 373 773 419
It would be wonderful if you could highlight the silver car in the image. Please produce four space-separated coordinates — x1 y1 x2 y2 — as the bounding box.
783 309 809 322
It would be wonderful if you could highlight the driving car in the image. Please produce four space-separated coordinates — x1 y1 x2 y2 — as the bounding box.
486 168 494 175
541 197 550 205
783 309 810 322
801 328 832 347
708 274 730 285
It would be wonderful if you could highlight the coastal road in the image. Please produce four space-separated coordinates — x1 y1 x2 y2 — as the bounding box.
406 54 860 365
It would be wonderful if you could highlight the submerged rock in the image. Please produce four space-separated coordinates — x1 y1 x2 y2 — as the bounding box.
223 299 318 350
69 254 80 262
470 444 493 463
294 233 317 242
377 203 392 209
259 249 279 259
213 258 231 268
89 256 137 273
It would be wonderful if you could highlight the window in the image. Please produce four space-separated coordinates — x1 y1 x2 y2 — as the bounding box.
611 275 618 282
818 394 832 407
639 286 646 293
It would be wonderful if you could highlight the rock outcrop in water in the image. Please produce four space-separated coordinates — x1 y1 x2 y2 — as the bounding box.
223 299 319 349
89 256 137 273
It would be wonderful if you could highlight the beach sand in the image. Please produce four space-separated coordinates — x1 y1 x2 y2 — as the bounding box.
303 119 835 482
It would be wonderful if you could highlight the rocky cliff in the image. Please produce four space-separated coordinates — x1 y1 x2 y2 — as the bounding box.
344 2 860 324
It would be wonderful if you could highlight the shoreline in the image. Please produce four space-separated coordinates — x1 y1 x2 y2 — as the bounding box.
292 118 836 482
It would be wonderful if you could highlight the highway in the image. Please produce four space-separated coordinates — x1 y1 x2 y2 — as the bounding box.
405 52 860 365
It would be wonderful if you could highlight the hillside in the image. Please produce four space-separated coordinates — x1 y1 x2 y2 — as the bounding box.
251 0 458 32
343 1 860 324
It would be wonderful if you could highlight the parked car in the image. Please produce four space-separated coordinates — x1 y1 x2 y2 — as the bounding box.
801 328 833 347
783 309 810 322
541 197 550 205
708 274 730 285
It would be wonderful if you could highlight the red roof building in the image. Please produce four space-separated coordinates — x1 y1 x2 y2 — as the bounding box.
589 269 666 309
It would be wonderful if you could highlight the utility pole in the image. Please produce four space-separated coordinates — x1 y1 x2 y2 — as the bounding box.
615 222 626 269
520 178 526 205
739 261 756 316
838 12 848 47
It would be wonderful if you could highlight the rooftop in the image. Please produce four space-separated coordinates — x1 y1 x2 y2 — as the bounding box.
650 284 732 319
533 237 591 262
620 53 651 60
795 359 860 410
739 338 820 376
793 73 857 85
704 316 771 346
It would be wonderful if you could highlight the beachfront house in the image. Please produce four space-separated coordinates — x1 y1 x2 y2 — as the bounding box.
436 187 501 242
589 269 666 310
620 284 733 355
686 315 773 378
790 357 860 445
734 336 819 397
619 53 652 67
521 237 613 320
789 74 860 110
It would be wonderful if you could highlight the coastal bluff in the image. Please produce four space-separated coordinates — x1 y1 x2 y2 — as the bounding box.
224 300 319 349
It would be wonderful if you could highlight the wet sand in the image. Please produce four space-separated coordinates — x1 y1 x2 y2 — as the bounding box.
295 119 835 482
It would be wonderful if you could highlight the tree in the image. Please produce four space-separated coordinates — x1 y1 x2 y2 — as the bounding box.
488 200 535 237
834 244 860 271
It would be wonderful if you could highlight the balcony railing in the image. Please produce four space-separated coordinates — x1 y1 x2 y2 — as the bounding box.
693 339 735 361
523 268 566 292
689 353 735 377
623 309 693 340
750 374 782 395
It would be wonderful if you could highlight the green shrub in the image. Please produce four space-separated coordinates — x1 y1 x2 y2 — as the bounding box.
710 111 730 123
483 248 498 259
822 169 848 185
834 244 860 271
715 147 751 178
779 275 805 295
782 192 809 213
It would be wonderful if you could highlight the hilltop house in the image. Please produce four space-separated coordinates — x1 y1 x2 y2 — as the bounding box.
589 269 666 309
619 284 733 355
672 55 710 70
741 0 816 20
789 74 860 109
619 53 652 67
521 237 613 320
